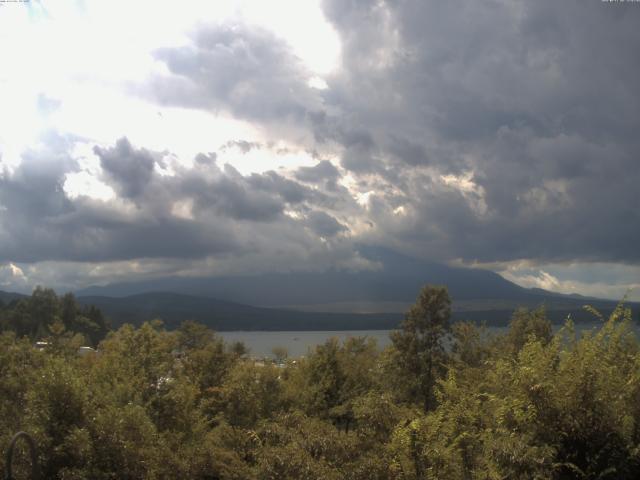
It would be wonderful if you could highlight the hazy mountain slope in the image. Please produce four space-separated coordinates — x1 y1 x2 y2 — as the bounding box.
76 247 532 304
75 247 633 320
2 286 634 332
77 292 403 331
0 290 27 304
77 291 636 332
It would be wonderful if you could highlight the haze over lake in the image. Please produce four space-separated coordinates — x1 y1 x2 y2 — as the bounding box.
219 321 640 358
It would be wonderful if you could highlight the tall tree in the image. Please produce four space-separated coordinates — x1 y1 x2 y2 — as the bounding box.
503 305 553 356
390 285 451 412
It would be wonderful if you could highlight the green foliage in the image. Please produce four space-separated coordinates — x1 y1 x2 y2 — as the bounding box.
213 361 283 428
1 286 640 479
390 301 640 479
389 284 452 411
300 337 347 417
287 335 382 433
502 305 553 356
0 287 109 345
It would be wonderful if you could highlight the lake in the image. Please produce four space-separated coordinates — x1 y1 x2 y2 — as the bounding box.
220 330 393 358
219 321 634 358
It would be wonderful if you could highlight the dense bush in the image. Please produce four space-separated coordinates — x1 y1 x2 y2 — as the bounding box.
1 286 639 479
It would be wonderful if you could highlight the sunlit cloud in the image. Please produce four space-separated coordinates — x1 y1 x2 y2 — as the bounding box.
1 0 639 301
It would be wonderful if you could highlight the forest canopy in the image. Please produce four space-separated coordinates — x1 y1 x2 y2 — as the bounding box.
0 285 639 479
0 287 109 347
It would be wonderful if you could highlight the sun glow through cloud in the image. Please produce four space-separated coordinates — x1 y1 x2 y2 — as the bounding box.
0 0 638 304
0 0 340 182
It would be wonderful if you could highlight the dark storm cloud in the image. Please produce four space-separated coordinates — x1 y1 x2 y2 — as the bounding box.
190 171 285 222
0 137 360 265
152 23 323 123
141 1 640 266
94 137 156 199
45 202 237 262
143 2 640 264
178 162 322 221
246 170 320 205
314 0 640 265
294 160 340 183
94 139 317 224
305 210 347 238
8 0 638 277
0 142 80 262
0 141 236 263
386 135 429 166
0 149 74 222
321 0 640 146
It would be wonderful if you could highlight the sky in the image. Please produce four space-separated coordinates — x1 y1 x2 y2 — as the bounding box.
0 0 639 300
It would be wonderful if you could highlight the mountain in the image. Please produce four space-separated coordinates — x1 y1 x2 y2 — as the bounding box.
2 284 635 332
5 248 635 330
76 291 635 332
0 290 27 304
75 247 632 319
77 292 402 331
76 247 530 305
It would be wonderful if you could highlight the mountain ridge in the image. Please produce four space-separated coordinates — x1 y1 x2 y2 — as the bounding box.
74 291 637 331
74 247 620 311
76 291 403 331
74 248 538 303
2 286 636 332
2 249 635 331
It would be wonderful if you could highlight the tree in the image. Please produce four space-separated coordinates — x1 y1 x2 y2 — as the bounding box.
451 321 489 369
228 341 250 358
390 285 451 412
0 289 109 345
176 320 216 351
215 362 283 428
301 338 346 419
503 305 553 356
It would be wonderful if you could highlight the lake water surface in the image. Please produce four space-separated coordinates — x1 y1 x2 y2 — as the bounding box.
220 330 393 358
219 321 635 358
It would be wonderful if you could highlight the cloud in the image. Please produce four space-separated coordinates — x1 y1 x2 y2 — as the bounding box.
221 139 262 154
0 263 27 289
501 266 640 302
94 137 156 199
294 160 340 183
305 210 347 238
308 0 640 265
3 2 640 295
0 136 364 277
152 23 324 125
246 170 320 205
198 169 284 222
386 135 429 166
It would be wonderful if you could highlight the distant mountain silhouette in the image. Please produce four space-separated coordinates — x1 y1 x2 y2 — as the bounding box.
74 291 634 331
76 292 402 331
0 286 635 332
68 247 640 328
2 248 636 331
0 290 26 304
75 247 625 311
76 247 528 303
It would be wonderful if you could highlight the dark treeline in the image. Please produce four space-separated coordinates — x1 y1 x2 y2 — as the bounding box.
1 285 639 479
0 286 110 346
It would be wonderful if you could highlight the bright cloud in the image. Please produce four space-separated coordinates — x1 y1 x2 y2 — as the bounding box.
0 0 639 301
0 0 338 186
498 263 640 302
